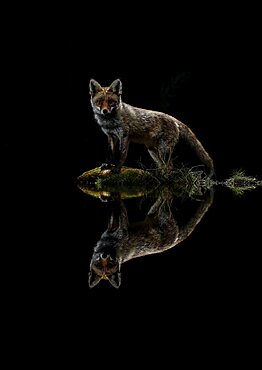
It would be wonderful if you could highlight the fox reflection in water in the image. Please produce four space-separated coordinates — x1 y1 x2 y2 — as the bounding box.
89 190 214 288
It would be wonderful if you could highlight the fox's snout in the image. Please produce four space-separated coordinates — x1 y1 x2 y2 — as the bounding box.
92 98 118 116
101 105 110 115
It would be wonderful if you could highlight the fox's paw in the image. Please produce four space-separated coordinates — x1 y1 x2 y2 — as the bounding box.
100 163 121 173
100 163 113 170
99 193 121 202
99 195 111 202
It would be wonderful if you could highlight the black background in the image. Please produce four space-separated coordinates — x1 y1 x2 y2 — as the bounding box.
55 27 261 318
4 10 262 361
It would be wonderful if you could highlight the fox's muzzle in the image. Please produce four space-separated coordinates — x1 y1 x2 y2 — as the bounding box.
102 108 109 115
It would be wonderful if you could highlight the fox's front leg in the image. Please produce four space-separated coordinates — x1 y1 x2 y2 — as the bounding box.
115 134 130 172
101 135 118 170
108 135 118 165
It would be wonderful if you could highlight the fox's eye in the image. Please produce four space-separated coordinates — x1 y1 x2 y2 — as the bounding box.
95 100 103 106
108 99 115 105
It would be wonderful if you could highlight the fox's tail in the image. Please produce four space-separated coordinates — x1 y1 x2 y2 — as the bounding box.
179 122 214 176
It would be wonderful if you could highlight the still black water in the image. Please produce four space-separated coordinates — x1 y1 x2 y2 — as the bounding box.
62 175 261 300
3 15 262 366
51 170 261 359
4 31 262 360
37 59 262 333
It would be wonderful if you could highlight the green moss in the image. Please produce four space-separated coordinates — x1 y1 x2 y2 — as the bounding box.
96 168 158 189
77 166 159 198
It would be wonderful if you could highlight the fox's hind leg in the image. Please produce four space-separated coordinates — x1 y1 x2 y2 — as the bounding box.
159 138 177 172
147 143 174 172
147 147 165 169
164 147 174 171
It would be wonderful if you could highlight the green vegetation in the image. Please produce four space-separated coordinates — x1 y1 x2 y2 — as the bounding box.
222 169 262 196
77 166 261 199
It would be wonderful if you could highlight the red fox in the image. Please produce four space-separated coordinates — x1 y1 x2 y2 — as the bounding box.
89 79 214 176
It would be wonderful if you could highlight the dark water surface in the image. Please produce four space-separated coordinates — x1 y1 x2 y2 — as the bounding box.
52 67 261 351
3 29 262 360
59 178 261 300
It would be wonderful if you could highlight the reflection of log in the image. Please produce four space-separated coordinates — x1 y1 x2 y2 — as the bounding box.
77 166 160 198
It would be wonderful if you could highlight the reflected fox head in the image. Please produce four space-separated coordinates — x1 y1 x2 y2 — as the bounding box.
89 79 122 116
89 252 121 288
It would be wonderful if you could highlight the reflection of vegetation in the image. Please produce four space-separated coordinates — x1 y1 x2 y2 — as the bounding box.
221 169 262 196
77 166 261 199
167 166 212 198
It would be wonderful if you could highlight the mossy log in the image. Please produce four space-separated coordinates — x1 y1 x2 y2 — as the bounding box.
77 166 160 198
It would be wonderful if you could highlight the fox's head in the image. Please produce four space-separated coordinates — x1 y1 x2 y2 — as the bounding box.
89 79 122 116
88 252 121 288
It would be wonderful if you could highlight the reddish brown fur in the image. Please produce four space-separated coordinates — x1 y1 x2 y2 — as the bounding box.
89 79 214 175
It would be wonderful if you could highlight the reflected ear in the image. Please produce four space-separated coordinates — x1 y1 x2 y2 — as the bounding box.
89 79 102 96
108 79 122 95
108 272 121 289
88 271 102 288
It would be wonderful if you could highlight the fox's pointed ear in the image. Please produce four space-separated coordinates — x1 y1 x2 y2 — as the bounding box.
89 79 102 96
108 79 122 95
88 271 102 288
108 272 121 289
